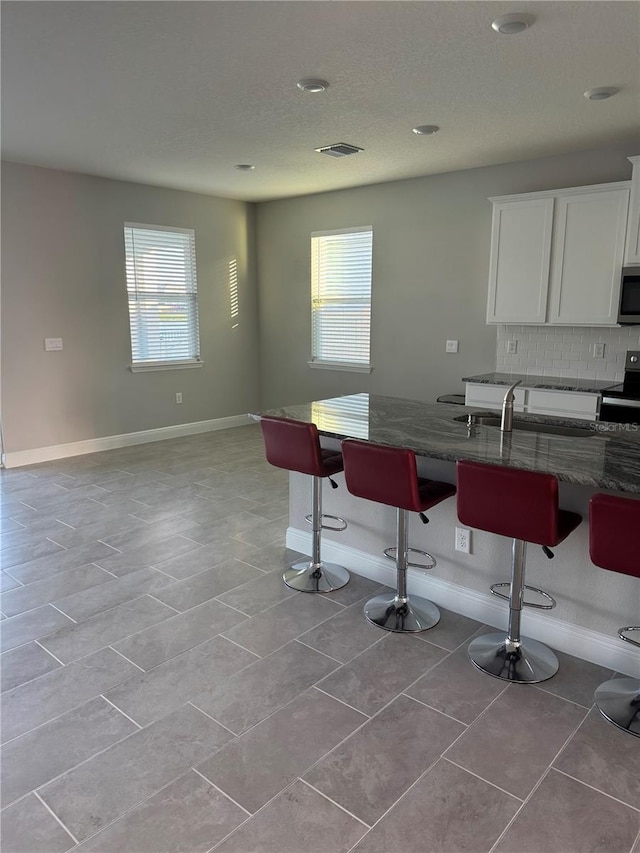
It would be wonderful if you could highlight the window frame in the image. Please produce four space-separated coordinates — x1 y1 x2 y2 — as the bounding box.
308 225 373 374
123 222 203 373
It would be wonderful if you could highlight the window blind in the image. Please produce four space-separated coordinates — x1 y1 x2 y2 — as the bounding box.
311 227 372 366
124 224 200 365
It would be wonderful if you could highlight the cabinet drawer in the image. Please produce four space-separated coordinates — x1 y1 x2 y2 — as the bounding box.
465 383 526 411
527 389 599 417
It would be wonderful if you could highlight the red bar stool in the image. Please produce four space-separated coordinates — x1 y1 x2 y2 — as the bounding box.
456 460 581 683
590 493 640 738
341 439 456 633
259 416 350 593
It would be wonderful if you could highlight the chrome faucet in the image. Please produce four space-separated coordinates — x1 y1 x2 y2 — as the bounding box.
501 380 522 432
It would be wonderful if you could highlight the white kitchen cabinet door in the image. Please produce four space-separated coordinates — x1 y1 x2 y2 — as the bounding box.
624 155 640 265
486 198 554 324
548 187 630 325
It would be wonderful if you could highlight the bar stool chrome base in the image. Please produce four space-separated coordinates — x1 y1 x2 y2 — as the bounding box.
468 632 559 683
365 592 440 633
283 561 350 593
595 677 640 738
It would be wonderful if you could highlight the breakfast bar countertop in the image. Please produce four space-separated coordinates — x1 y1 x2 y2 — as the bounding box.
257 393 640 495
462 372 619 394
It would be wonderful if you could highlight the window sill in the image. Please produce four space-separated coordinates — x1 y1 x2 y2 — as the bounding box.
130 360 204 373
307 360 372 374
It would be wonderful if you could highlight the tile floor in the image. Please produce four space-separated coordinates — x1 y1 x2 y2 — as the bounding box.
1 424 639 853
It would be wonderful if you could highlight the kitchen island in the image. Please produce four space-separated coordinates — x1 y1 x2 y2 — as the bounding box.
257 393 640 676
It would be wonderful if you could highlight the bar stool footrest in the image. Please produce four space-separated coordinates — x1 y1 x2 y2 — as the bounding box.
283 561 350 593
304 513 348 532
618 626 640 648
595 677 640 737
383 547 436 570
364 592 440 633
468 631 559 683
490 582 556 610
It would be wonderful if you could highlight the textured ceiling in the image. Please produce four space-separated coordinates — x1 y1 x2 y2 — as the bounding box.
2 1 639 202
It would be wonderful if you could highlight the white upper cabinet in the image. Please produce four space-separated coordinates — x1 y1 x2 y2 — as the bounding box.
486 198 554 324
548 187 630 325
487 181 630 326
624 155 640 265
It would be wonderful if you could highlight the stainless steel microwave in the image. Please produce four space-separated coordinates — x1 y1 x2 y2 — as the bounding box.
618 267 640 324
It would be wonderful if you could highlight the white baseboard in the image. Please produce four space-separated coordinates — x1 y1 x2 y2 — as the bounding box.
2 414 252 469
287 527 639 679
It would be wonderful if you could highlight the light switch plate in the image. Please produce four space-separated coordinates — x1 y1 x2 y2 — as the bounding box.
445 340 459 353
44 338 63 351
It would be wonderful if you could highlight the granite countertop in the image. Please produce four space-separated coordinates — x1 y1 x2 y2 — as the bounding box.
257 393 640 494
462 372 618 394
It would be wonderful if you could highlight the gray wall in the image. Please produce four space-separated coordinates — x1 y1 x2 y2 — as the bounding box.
255 144 635 409
1 162 259 452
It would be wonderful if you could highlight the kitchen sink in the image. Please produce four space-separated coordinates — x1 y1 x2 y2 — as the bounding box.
453 414 594 438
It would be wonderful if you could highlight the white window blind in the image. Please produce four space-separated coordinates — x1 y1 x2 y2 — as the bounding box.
311 227 372 367
124 224 201 367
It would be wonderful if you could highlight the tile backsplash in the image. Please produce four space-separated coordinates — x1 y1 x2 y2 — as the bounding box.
496 325 640 382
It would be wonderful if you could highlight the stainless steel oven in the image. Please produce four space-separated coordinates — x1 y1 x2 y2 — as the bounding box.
599 351 640 424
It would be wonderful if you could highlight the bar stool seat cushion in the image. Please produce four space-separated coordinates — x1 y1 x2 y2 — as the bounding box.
589 494 640 577
260 416 344 478
341 440 455 513
457 461 581 546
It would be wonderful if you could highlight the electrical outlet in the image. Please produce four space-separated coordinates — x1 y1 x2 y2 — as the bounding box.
506 340 518 354
455 526 471 554
445 340 459 353
175 392 183 404
592 343 605 359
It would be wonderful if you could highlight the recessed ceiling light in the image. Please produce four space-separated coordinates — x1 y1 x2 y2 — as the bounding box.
584 87 619 101
234 164 255 171
296 78 329 94
412 125 440 136
491 12 535 34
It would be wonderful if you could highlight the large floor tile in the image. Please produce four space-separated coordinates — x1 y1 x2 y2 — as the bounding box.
0 564 112 617
214 779 368 853
105 635 258 725
38 704 232 843
215 566 299 615
113 597 248 669
538 650 616 708
152 560 263 611
405 647 508 724
317 632 448 716
553 707 640 809
494 769 640 853
0 604 75 652
94 534 202 577
1 647 139 743
191 640 339 734
445 684 586 799
0 538 65 571
197 688 367 813
353 758 520 853
0 571 22 592
1 641 61 692
413 607 484 651
74 770 246 853
148 540 258 581
1 696 137 806
237 544 304 575
221 592 342 656
0 793 75 853
6 541 119 584
304 694 464 825
38 595 176 663
52 567 174 622
298 602 385 663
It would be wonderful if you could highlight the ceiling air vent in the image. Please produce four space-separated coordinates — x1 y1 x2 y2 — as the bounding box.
315 143 363 158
